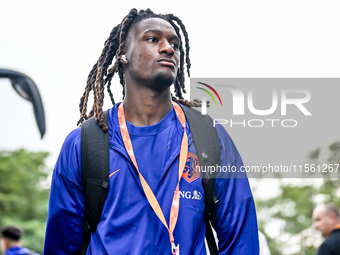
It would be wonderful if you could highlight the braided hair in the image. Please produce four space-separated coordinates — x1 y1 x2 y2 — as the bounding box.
77 8 200 131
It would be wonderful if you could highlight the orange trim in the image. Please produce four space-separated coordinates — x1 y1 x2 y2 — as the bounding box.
109 168 121 178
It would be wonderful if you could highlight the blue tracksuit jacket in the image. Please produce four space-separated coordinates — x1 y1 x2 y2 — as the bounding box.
5 246 40 255
44 103 259 254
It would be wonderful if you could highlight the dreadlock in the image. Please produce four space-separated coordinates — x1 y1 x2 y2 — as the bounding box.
77 8 200 131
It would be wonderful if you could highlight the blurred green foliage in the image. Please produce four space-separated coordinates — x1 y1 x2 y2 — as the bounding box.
254 142 340 255
0 149 51 254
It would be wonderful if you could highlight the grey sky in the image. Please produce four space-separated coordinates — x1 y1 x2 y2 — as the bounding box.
1 0 340 169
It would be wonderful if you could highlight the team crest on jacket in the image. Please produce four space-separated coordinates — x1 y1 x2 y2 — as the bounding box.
182 152 201 183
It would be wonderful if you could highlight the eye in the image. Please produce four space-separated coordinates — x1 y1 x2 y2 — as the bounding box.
147 37 158 43
170 42 179 50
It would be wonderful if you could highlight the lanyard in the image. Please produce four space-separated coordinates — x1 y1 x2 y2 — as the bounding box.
118 101 188 254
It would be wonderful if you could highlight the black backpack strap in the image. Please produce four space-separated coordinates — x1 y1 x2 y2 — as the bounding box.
180 105 220 255
81 110 110 255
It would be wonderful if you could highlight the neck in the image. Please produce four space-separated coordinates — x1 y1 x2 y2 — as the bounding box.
123 83 172 126
4 240 22 251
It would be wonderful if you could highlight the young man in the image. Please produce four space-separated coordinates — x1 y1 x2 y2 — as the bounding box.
0 225 39 255
44 9 259 254
313 203 340 255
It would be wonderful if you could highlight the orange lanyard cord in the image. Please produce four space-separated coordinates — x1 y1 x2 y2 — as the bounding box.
118 101 188 245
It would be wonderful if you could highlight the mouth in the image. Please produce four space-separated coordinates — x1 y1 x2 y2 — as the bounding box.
157 58 176 67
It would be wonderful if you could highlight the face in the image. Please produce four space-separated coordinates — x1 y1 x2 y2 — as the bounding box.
123 18 180 90
313 207 335 237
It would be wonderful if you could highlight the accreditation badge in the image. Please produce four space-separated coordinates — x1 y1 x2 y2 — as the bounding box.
172 244 179 255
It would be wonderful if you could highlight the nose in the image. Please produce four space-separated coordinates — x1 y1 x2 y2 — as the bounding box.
313 222 320 231
159 39 174 56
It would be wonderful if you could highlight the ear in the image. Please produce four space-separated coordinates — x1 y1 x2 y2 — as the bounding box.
329 212 337 221
1 239 9 251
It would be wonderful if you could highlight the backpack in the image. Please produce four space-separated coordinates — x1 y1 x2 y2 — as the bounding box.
81 104 220 255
